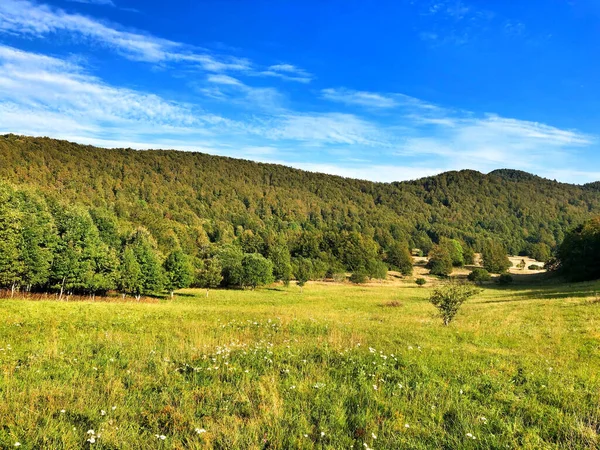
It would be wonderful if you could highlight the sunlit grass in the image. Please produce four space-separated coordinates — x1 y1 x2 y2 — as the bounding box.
1 280 599 449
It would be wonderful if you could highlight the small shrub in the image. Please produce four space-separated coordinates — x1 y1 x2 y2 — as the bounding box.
350 270 368 284
528 264 542 271
467 268 491 283
429 281 480 325
415 278 427 287
497 273 513 285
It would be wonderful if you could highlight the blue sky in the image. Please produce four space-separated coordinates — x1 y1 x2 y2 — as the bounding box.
0 0 599 183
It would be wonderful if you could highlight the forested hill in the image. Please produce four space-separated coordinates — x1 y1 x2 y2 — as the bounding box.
1 134 599 262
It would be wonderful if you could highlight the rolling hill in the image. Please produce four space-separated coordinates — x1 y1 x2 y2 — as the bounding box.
1 134 599 261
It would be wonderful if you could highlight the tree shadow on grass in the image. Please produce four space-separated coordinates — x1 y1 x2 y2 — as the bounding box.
481 275 600 303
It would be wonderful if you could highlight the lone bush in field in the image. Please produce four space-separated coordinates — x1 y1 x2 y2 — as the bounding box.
529 264 542 271
415 278 426 287
429 281 479 325
468 268 491 283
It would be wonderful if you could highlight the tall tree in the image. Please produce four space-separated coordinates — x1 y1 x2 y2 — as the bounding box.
195 258 223 297
555 217 600 281
482 241 511 274
164 249 194 298
267 240 292 285
386 242 413 276
128 229 164 296
0 184 24 296
239 253 274 289
427 244 453 277
216 244 244 287
294 257 313 293
120 246 143 299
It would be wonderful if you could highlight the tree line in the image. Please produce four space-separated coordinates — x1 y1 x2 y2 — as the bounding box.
0 135 599 294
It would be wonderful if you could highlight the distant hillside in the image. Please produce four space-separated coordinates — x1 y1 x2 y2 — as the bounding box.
1 134 599 259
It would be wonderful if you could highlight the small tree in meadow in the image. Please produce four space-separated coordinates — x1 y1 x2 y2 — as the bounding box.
294 257 312 293
429 281 479 326
415 278 427 287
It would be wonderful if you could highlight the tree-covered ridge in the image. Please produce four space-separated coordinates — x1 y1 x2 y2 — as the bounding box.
1 134 599 270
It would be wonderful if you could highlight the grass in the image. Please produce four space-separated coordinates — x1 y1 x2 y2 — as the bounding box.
1 279 599 449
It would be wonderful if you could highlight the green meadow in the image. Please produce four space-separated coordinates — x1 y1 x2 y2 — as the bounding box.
1 280 599 449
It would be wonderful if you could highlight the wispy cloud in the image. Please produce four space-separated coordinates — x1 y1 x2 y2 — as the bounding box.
67 0 115 6
203 74 285 111
0 0 313 79
396 113 593 175
0 0 284 75
0 45 220 141
261 64 313 83
321 88 398 109
262 112 387 147
321 88 440 111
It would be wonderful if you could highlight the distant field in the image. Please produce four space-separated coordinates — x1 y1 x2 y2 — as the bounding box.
1 279 599 449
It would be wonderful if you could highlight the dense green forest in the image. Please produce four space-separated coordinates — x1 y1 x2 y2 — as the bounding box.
1 134 599 295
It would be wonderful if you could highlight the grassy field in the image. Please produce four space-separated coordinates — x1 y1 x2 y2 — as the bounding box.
1 279 599 449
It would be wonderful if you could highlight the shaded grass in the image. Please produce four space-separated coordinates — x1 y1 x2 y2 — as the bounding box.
1 281 599 449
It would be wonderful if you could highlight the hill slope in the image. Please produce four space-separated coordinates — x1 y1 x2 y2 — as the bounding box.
1 134 599 259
